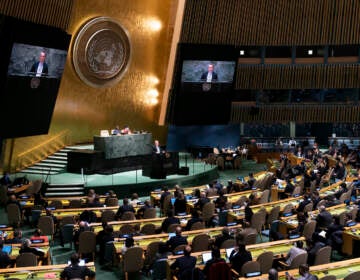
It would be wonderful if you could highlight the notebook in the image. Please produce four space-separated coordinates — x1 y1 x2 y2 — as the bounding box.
2 245 12 254
202 252 212 263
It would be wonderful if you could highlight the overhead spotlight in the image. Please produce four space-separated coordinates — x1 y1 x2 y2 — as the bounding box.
308 49 313 55
148 76 159 85
146 18 162 32
240 50 245 56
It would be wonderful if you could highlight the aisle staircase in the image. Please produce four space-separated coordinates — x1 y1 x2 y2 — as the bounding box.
44 183 85 197
20 147 74 175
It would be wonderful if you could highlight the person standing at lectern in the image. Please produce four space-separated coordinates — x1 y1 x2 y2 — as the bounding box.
200 64 218 82
153 140 164 154
30 51 48 77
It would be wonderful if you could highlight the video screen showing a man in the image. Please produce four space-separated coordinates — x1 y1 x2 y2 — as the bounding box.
30 51 48 77
200 64 218 83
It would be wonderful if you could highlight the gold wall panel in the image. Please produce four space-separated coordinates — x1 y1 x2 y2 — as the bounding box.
1 0 176 171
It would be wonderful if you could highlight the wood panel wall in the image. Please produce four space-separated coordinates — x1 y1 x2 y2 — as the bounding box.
230 103 360 123
0 0 73 30
181 0 360 46
235 64 360 90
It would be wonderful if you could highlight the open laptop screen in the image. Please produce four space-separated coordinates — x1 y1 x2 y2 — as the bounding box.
202 252 212 263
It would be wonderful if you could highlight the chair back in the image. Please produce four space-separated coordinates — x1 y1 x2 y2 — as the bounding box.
289 252 308 269
244 232 257 245
48 200 63 209
106 197 119 207
101 210 116 222
31 209 42 227
303 220 317 240
61 224 74 248
190 221 205 230
267 206 280 225
292 186 301 197
121 211 136 221
161 195 172 216
191 234 210 252
6 204 21 226
207 261 232 280
344 271 360 280
0 185 8 206
144 241 161 269
103 241 115 265
173 244 187 255
319 276 336 280
303 202 314 213
259 190 270 204
216 156 225 170
123 247 144 273
140 223 156 235
16 253 38 267
143 208 157 219
256 251 274 274
167 223 181 233
69 199 82 208
151 258 167 280
78 231 96 255
60 215 75 227
234 156 242 170
250 209 266 233
220 238 236 249
119 224 135 235
338 211 347 226
314 246 332 265
240 261 261 277
201 202 215 223
37 216 55 236
282 203 294 215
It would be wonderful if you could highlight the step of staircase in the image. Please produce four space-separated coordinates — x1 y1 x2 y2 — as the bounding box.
45 183 85 197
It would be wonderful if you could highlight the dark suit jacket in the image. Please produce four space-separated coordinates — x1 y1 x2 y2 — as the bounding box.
30 62 48 76
161 216 180 232
201 71 218 81
166 235 188 252
0 251 11 268
60 264 96 280
170 255 197 280
229 249 252 274
19 246 45 257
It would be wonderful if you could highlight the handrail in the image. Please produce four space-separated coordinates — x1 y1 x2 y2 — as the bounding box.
15 130 70 172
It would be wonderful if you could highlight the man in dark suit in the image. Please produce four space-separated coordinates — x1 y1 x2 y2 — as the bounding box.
170 245 196 280
115 198 135 220
214 227 232 248
166 226 188 253
229 242 252 274
153 139 164 154
161 210 180 233
200 64 218 82
30 51 48 77
316 205 333 230
60 253 95 280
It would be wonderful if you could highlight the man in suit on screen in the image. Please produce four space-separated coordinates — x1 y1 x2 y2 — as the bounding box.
30 51 48 77
200 64 218 82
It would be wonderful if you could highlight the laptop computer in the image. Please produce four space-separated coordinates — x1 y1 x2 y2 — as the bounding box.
2 245 12 254
31 238 45 244
244 271 261 278
168 232 176 240
202 252 212 264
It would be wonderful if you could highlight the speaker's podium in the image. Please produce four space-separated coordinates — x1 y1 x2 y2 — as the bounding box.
142 152 179 179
